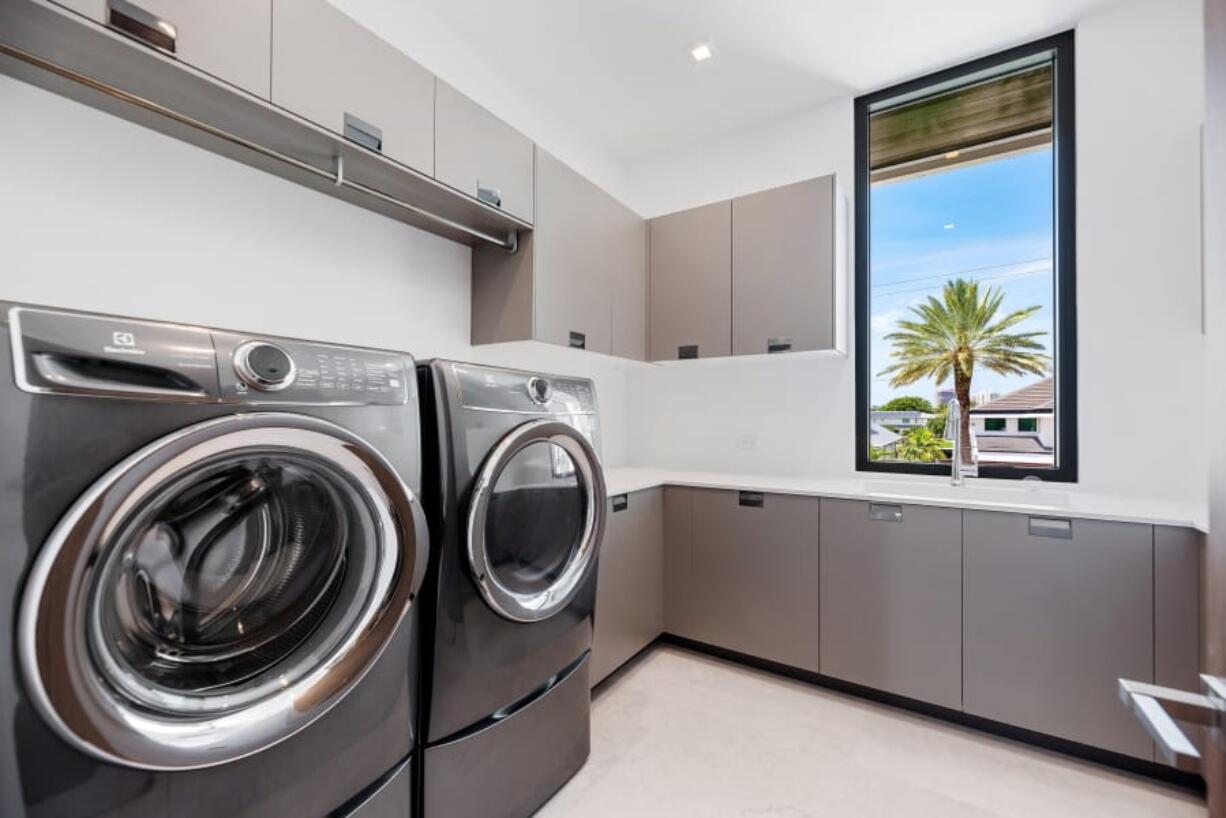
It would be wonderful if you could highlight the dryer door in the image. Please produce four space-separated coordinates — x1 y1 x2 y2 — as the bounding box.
467 419 607 622
18 413 427 771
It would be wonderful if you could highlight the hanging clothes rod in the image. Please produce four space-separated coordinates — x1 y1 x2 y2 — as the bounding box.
0 41 519 252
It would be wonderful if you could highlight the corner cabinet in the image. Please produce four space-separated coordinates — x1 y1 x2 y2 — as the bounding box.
591 489 665 687
270 0 435 174
472 147 647 359
52 0 272 99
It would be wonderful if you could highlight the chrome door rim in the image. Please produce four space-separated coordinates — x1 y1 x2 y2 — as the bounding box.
466 419 606 623
17 413 427 771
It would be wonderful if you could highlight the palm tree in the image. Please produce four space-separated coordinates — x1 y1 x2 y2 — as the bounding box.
879 278 1049 466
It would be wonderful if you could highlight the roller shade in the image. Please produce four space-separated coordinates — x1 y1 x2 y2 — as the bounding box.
870 63 1052 182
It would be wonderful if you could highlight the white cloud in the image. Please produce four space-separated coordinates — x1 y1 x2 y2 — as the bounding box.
870 309 903 333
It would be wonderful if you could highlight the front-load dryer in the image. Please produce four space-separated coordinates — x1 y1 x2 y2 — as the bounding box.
415 360 606 818
0 303 429 818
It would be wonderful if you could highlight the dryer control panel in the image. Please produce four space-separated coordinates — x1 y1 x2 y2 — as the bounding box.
9 306 411 406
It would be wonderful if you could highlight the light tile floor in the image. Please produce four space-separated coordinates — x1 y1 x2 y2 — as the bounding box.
538 646 1206 817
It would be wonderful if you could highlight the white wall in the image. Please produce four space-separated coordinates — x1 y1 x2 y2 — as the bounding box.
624 0 1207 502
0 75 632 466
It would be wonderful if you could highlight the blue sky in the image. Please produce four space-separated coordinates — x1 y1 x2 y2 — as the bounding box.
869 148 1054 408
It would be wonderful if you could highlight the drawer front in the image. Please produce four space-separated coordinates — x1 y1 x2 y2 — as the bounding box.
820 499 962 709
53 0 272 99
434 79 534 222
271 0 434 173
963 510 1154 758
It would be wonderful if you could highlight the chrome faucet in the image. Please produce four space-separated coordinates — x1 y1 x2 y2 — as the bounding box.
945 398 978 486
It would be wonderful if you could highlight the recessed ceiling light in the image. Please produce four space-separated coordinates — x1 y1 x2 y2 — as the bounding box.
689 41 714 63
944 150 961 160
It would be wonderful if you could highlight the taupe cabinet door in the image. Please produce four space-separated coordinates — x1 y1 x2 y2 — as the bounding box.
591 489 664 686
271 0 434 173
689 490 820 671
662 486 698 639
732 176 835 355
648 202 732 360
532 148 614 354
54 0 272 99
963 511 1154 758
819 500 962 709
610 209 649 361
434 80 534 223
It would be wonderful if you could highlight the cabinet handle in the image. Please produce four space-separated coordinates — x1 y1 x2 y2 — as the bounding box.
868 503 903 523
738 491 765 508
678 344 698 360
767 337 793 354
568 331 586 350
107 0 176 53
1028 516 1072 539
611 494 629 512
477 181 503 208
343 112 383 153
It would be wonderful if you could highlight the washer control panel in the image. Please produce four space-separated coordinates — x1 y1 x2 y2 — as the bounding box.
7 305 412 406
214 332 409 406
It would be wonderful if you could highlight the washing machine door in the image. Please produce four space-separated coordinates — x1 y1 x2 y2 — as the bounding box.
18 413 427 771
466 419 607 623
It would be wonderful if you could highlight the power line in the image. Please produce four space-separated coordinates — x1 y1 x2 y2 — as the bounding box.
871 256 1052 291
874 267 1050 299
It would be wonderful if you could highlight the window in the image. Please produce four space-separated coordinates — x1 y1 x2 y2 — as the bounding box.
855 32 1077 481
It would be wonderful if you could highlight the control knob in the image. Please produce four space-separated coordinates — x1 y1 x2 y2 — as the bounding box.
234 342 296 391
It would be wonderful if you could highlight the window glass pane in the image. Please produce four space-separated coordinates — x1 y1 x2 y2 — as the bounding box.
865 48 1063 476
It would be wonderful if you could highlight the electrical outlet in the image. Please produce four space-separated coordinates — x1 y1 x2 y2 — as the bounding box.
736 434 757 452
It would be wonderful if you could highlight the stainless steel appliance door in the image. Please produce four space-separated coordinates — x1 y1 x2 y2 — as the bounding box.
466 419 606 623
18 412 427 770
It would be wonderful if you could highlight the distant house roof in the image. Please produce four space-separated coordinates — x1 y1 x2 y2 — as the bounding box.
970 378 1053 415
977 435 1053 454
870 423 901 449
871 410 931 422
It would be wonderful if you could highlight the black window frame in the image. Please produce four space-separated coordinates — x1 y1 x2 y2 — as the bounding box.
984 418 1007 433
1018 417 1039 433
854 30 1078 482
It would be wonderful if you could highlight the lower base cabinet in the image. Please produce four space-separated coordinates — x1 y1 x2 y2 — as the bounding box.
591 488 664 686
688 489 820 672
962 510 1155 759
819 499 962 709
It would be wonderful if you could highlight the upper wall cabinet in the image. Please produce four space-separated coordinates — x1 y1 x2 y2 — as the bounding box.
648 201 732 361
270 0 435 174
732 176 846 356
647 173 847 362
434 80 534 223
51 0 272 99
472 147 647 359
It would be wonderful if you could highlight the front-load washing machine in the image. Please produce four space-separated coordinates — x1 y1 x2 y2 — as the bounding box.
0 303 429 818
415 360 606 818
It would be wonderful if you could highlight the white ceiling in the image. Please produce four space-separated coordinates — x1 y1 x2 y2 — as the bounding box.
339 0 1127 170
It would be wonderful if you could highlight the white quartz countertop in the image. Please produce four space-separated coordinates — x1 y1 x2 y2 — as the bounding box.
602 467 1208 532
